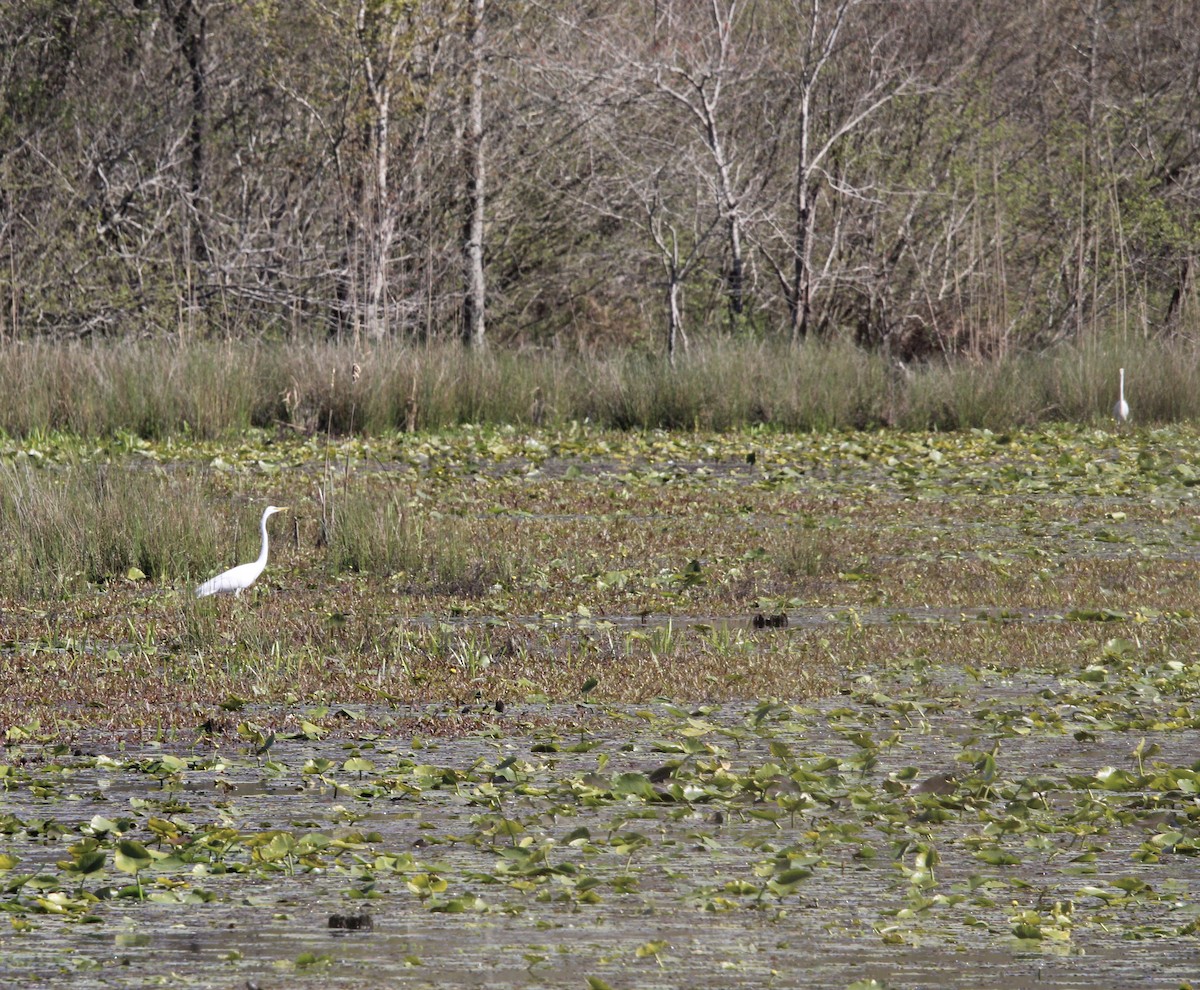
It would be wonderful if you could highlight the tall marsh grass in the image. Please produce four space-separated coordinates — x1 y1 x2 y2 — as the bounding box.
0 335 1196 439
0 459 511 599
324 490 512 595
0 462 226 597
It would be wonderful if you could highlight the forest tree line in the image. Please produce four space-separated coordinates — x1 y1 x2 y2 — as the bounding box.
2 0 1198 358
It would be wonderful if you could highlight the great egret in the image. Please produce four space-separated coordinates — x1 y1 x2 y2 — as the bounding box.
195 505 288 598
1114 367 1130 423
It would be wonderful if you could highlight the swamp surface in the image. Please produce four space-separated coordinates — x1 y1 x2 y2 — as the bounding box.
2 425 1199 988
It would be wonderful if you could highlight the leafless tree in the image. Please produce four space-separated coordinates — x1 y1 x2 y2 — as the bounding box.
3 0 1200 352
461 0 486 347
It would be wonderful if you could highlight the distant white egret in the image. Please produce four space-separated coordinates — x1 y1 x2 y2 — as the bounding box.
1114 367 1130 423
196 505 288 598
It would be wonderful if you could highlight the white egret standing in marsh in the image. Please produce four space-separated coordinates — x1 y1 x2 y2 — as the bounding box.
1114 367 1130 423
196 505 288 598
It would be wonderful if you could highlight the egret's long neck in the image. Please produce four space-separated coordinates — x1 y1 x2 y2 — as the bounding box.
256 513 271 567
1119 369 1125 400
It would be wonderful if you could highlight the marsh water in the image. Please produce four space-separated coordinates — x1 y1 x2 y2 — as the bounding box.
5 428 1200 987
4 662 1199 989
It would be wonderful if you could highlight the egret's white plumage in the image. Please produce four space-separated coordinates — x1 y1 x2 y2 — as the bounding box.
196 505 287 598
1114 367 1130 423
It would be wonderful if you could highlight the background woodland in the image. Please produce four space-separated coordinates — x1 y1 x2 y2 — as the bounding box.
3 0 1199 360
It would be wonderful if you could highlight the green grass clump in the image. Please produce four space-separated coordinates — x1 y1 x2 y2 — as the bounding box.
323 489 513 595
0 462 226 597
775 524 835 580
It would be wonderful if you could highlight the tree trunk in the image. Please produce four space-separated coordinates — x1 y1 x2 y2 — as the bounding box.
163 0 208 268
356 0 401 342
1164 258 1192 330
363 62 393 342
364 94 394 344
708 119 744 319
727 217 744 317
667 273 681 366
461 0 486 348
790 97 813 340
